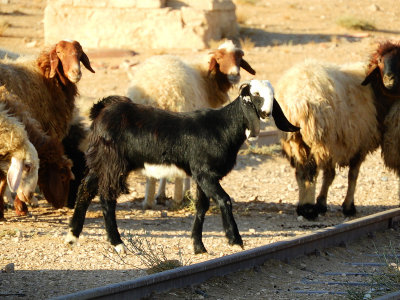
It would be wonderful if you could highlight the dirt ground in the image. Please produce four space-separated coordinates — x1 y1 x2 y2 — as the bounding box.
1 0 400 299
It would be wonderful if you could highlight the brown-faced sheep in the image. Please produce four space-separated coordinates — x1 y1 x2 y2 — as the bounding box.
0 102 39 219
276 41 400 220
0 40 94 208
0 89 74 209
126 40 256 209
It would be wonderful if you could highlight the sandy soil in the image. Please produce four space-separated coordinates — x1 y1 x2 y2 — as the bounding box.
1 0 400 299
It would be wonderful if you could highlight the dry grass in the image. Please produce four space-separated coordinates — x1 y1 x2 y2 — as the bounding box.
337 16 376 31
239 143 281 156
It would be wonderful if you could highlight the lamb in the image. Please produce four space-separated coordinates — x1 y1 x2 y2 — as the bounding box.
276 40 400 220
0 89 74 210
0 40 95 207
126 40 256 209
65 80 299 254
0 102 39 219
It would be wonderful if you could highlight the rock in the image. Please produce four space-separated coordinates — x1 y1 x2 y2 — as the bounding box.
4 263 15 273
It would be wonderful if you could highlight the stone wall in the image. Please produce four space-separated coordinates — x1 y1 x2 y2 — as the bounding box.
44 0 238 50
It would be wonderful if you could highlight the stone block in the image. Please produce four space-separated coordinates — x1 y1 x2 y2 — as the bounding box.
44 0 237 50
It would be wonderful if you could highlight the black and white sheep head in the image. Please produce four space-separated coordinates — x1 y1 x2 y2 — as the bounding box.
362 41 400 95
49 40 95 85
239 80 300 141
209 40 256 85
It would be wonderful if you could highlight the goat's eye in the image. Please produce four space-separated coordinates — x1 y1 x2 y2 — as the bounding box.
254 92 260 96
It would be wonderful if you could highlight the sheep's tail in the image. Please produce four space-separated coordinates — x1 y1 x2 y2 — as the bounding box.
89 96 131 121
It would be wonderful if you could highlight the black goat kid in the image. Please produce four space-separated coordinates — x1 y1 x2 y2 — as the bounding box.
66 80 299 254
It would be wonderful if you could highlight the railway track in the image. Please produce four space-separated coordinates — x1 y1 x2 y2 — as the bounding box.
54 207 400 300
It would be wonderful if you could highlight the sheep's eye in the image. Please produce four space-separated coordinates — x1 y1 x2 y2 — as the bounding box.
24 163 31 173
254 92 260 96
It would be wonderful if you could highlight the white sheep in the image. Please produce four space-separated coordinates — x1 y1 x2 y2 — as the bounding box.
0 102 39 218
276 59 381 220
126 40 256 209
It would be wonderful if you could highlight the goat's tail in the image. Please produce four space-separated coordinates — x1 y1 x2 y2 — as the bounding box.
89 95 131 121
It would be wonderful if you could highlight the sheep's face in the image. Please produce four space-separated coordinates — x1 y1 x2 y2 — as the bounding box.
14 143 39 205
362 41 400 95
209 41 256 86
39 159 74 209
49 40 95 84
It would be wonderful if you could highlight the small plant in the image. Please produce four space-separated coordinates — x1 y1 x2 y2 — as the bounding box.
337 17 376 31
103 231 190 274
239 143 281 156
239 36 255 51
346 240 400 299
0 21 10 37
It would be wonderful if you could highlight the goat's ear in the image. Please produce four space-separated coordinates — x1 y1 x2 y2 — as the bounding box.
7 157 23 193
239 82 251 96
240 59 256 75
80 52 95 73
272 98 300 132
361 66 379 86
49 48 59 78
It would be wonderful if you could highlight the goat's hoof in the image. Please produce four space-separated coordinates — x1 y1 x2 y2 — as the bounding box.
65 231 78 246
114 243 127 255
297 204 319 220
15 202 28 216
228 235 243 248
193 243 207 254
342 203 356 216
315 202 327 215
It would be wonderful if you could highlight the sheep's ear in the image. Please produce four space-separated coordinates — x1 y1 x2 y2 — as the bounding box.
272 98 300 132
240 59 256 75
362 66 379 86
49 48 59 78
208 56 217 72
80 52 95 73
7 157 23 193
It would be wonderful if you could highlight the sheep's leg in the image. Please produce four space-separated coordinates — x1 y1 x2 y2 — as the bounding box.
172 177 184 207
191 184 210 254
143 177 156 209
316 165 336 214
342 154 362 216
295 161 319 220
99 194 125 253
66 172 98 245
156 178 167 205
195 176 242 248
0 177 6 220
183 177 191 195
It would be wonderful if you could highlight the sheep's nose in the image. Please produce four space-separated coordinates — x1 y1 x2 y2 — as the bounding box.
383 74 395 89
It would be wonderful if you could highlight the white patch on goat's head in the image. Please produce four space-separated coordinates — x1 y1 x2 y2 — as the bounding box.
218 40 237 52
249 80 274 122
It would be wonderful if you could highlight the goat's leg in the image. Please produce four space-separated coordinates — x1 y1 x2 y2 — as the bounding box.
143 177 156 209
191 184 210 254
183 177 191 196
295 161 319 220
342 154 363 216
315 164 336 214
196 176 242 248
66 172 98 245
155 178 167 205
99 194 125 253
